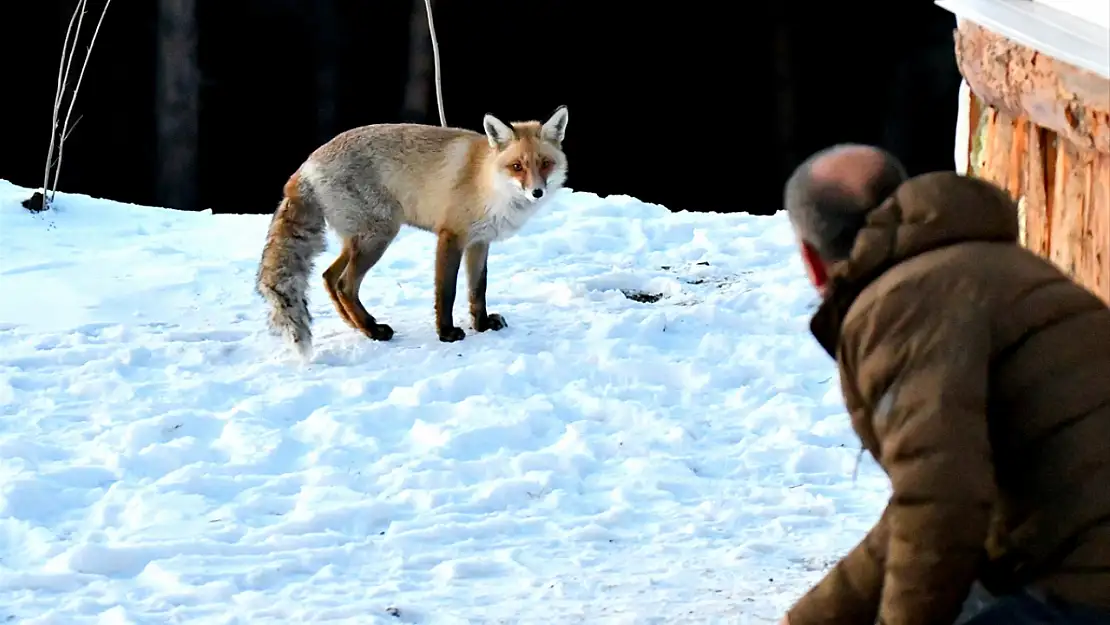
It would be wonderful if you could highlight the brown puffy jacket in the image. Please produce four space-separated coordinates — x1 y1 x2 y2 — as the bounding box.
787 172 1110 625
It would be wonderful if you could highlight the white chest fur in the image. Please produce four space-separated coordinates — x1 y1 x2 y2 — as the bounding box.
468 194 545 244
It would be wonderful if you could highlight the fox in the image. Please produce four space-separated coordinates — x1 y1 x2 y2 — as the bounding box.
255 105 569 359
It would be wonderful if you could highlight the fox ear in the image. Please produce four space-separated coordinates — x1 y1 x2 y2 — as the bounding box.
541 105 568 144
483 114 515 149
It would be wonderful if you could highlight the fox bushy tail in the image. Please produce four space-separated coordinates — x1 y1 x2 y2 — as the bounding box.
255 174 327 359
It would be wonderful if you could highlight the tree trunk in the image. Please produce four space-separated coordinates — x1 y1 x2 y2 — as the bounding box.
155 0 199 211
312 0 339 144
401 0 433 123
771 15 796 181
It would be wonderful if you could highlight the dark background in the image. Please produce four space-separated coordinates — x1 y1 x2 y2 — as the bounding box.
1 0 961 216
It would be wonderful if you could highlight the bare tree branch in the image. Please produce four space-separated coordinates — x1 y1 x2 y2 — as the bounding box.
51 0 114 203
26 0 114 212
39 0 86 209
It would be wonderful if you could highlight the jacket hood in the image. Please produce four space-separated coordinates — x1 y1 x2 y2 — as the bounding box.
810 172 1021 357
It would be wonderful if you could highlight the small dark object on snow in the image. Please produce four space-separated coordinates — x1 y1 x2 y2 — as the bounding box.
22 192 48 213
661 260 710 271
386 606 401 618
621 289 663 303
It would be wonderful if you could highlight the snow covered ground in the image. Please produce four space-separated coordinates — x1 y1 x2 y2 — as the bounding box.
0 179 888 624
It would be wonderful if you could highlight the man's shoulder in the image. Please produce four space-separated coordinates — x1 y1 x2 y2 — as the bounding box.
843 240 1108 354
845 241 1003 326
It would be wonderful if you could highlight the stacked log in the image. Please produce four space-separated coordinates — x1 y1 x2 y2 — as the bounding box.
954 20 1110 303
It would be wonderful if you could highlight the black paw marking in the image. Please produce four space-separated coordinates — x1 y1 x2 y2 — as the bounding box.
367 323 394 341
475 313 507 332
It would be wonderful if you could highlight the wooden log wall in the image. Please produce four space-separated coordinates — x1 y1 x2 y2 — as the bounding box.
955 21 1110 304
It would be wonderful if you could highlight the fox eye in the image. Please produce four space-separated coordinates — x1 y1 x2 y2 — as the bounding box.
540 158 554 170
510 162 523 172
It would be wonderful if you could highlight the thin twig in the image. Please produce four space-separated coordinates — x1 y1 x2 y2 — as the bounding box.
62 114 84 142
58 0 89 119
49 115 84 170
51 0 114 203
422 0 446 128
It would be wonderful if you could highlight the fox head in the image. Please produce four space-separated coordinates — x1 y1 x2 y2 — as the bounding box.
482 106 569 203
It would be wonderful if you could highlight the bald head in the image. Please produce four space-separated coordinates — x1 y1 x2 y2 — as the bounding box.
785 144 908 261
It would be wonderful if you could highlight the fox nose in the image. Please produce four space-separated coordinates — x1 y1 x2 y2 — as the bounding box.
531 188 544 199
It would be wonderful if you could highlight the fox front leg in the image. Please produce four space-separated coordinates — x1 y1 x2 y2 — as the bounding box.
465 241 507 333
434 230 467 342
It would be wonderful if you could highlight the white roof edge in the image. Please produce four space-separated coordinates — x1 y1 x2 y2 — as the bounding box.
1031 0 1109 30
936 0 1110 79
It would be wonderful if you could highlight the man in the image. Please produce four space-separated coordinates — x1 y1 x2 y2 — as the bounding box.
779 144 1110 625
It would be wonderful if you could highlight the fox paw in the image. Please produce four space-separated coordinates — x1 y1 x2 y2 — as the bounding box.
474 313 507 332
366 323 394 341
438 326 466 343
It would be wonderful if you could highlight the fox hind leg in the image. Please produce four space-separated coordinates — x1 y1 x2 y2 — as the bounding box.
336 230 398 341
322 244 356 329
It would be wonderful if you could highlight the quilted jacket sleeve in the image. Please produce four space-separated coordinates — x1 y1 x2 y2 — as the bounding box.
844 281 996 625
787 506 889 625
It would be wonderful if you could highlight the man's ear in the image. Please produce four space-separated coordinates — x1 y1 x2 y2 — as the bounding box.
800 241 830 294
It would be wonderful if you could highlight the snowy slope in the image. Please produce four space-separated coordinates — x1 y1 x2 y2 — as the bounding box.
0 179 889 624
